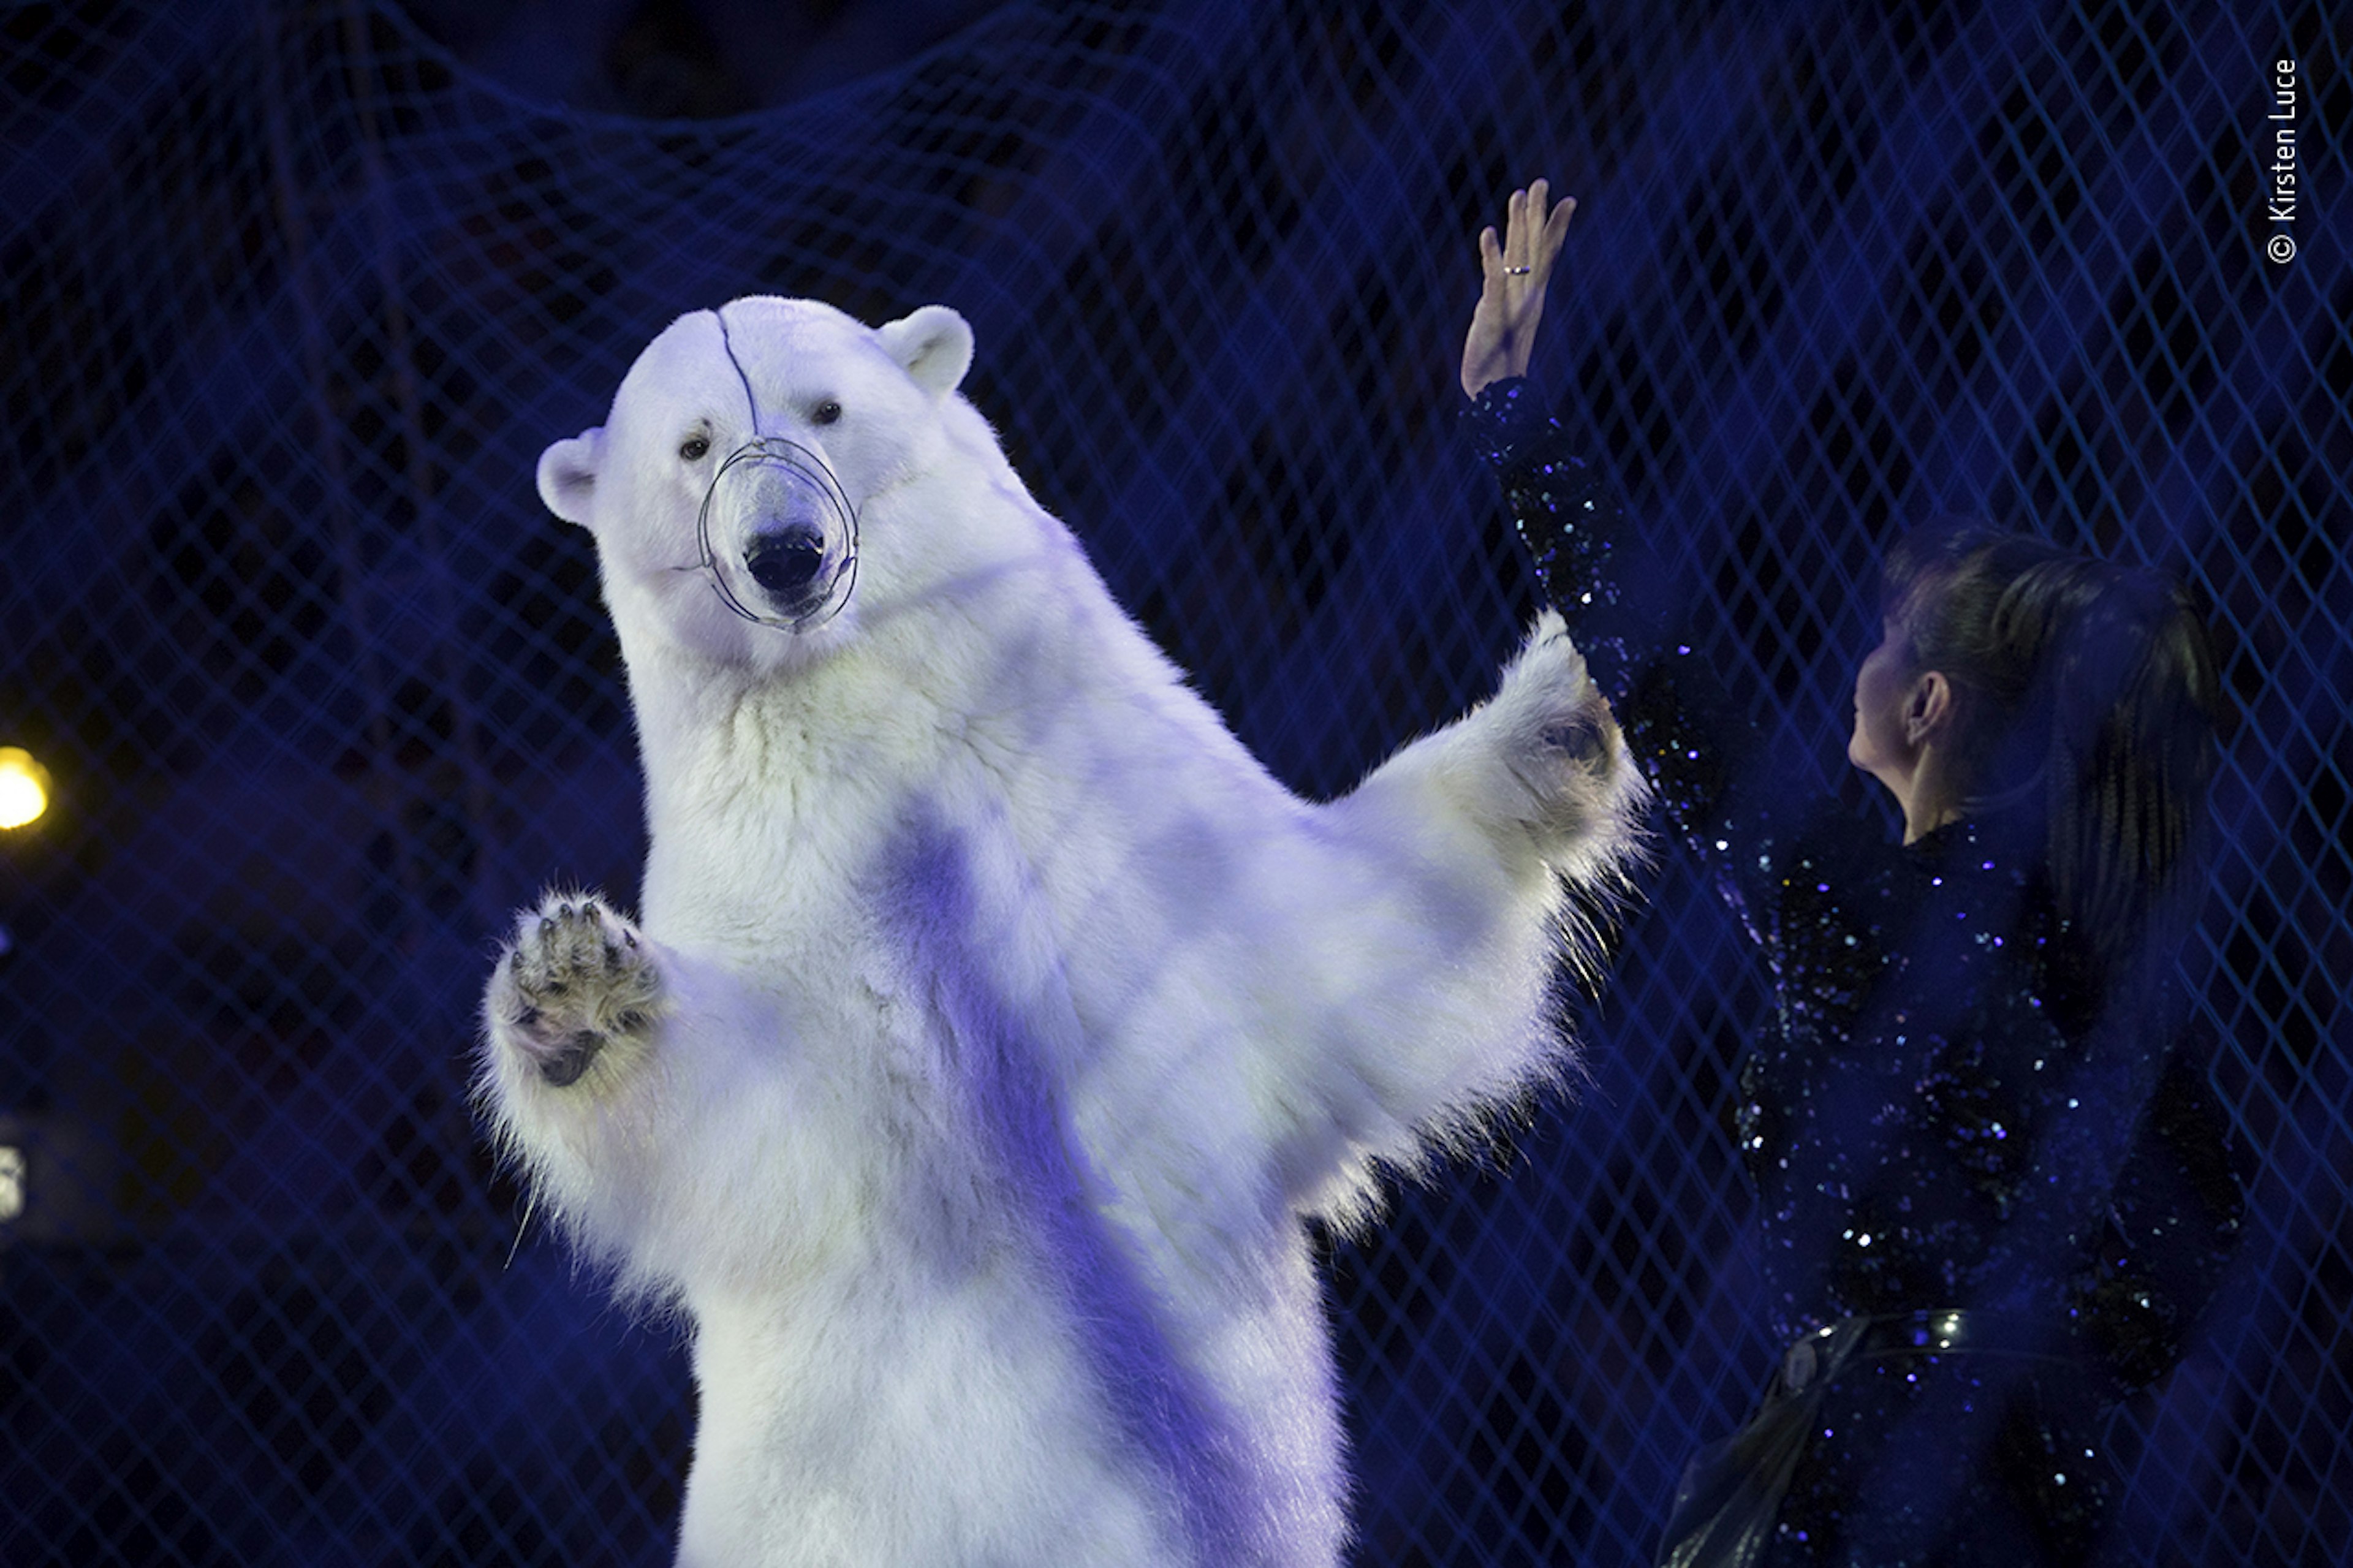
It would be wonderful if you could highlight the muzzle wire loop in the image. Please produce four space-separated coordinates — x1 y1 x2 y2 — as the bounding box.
694 436 860 632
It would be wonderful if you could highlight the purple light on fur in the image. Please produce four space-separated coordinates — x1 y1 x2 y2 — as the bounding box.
879 808 1262 1562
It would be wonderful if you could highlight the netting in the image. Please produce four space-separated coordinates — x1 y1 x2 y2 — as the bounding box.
2 0 2346 1561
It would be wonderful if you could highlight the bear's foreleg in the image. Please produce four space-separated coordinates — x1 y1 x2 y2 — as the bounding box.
1249 613 1645 1203
477 889 686 1257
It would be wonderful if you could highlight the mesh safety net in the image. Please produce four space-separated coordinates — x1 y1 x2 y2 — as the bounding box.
2 0 2347 1562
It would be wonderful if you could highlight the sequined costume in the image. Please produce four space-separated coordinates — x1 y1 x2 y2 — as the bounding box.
1466 379 2243 1566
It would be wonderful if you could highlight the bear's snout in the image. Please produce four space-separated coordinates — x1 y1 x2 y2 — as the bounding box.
745 525 827 605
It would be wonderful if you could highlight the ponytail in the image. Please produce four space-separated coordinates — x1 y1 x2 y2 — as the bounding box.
1880 521 2222 983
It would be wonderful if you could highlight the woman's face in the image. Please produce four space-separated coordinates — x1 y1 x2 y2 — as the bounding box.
1848 613 1919 794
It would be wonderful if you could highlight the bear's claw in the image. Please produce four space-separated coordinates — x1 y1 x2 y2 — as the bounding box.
493 893 661 1089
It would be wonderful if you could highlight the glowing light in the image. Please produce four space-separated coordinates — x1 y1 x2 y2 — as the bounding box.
0 1145 23 1223
0 748 50 830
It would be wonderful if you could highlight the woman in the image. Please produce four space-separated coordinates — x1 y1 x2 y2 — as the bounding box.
1461 183 2244 1566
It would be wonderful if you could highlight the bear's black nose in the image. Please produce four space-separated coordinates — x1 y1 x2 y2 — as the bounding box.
744 525 825 599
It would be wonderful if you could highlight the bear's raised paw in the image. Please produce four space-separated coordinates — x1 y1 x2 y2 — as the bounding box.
490 895 662 1088
1490 610 1630 821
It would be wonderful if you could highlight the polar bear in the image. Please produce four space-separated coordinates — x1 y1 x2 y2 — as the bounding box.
476 295 1642 1567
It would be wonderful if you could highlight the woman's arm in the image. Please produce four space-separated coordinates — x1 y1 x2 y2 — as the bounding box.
1460 186 1814 939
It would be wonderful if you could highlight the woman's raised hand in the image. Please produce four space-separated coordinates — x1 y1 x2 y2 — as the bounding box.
1460 179 1577 400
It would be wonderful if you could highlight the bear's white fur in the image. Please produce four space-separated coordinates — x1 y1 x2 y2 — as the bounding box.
477 296 1642 1567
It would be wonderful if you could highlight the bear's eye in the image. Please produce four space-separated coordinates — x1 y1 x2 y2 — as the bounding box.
679 434 711 461
811 400 843 427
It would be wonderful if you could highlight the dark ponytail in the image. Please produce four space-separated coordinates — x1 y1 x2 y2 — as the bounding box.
1880 520 2223 984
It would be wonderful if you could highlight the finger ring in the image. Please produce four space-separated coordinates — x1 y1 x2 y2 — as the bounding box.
1505 265 1531 275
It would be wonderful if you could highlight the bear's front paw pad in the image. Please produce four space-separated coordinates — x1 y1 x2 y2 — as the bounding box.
1539 713 1609 766
1508 629 1616 773
495 898 661 1088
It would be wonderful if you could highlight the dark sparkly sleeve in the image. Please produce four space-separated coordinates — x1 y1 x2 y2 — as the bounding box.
2066 1038 2248 1391
1462 377 1664 688
1466 378 1790 942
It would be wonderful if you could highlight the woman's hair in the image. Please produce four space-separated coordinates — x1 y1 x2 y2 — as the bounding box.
1878 518 2225 980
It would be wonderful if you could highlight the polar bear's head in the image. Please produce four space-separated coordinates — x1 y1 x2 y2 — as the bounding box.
537 297 982 666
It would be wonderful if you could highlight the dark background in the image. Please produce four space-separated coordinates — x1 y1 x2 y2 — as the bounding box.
1 1 2346 1561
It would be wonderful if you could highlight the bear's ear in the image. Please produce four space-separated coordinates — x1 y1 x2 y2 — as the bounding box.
537 428 604 527
877 305 973 398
